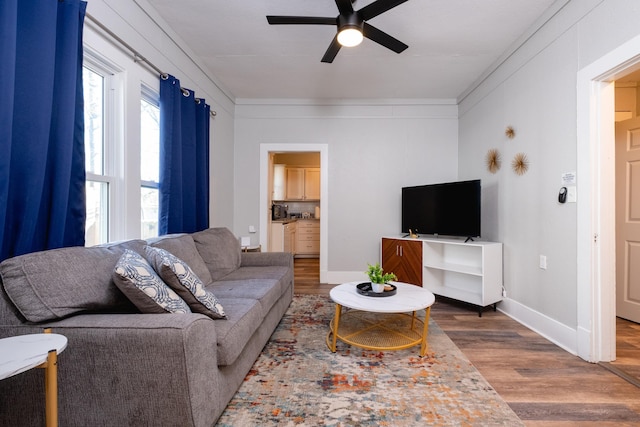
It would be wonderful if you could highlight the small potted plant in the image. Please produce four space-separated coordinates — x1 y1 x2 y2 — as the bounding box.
366 262 397 293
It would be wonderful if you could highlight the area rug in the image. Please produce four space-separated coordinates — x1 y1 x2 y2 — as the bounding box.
215 294 523 426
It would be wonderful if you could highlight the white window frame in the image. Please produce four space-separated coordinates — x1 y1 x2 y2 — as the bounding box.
140 84 160 190
83 49 124 244
140 84 160 239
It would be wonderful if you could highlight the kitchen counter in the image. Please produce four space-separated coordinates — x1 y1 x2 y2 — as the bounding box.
272 217 319 224
271 218 298 224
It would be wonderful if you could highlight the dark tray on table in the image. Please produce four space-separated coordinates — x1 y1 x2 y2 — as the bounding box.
356 282 397 297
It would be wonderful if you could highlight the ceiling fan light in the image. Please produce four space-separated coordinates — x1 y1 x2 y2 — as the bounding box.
337 27 363 47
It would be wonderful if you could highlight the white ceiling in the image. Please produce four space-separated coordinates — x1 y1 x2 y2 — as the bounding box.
145 0 559 101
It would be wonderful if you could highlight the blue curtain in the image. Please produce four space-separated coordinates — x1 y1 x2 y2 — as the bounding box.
159 75 210 234
0 0 87 262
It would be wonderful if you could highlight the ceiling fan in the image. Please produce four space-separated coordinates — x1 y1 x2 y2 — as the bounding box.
266 0 409 63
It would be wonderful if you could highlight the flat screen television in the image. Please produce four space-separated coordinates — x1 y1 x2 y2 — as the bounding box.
402 179 481 239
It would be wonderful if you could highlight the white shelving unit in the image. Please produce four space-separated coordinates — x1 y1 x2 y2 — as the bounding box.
421 237 502 314
382 236 503 315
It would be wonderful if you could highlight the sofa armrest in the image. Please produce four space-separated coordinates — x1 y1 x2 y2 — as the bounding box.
241 251 293 268
0 313 221 427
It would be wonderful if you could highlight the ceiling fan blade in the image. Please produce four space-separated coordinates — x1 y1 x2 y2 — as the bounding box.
267 16 337 25
363 22 408 53
321 36 342 63
358 0 409 21
335 0 354 16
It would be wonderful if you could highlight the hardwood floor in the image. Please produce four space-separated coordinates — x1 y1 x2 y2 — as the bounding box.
600 317 640 388
294 258 640 426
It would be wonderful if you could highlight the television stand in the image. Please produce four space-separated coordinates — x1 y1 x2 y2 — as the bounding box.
381 236 503 316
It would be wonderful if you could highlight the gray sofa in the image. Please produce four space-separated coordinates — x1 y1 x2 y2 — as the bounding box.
0 227 293 426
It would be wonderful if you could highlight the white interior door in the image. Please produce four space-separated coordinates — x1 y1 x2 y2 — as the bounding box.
616 116 640 323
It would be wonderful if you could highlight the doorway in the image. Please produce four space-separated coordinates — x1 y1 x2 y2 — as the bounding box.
259 143 329 284
602 73 640 384
576 34 640 363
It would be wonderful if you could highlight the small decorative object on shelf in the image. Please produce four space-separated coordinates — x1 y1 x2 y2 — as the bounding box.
366 262 397 293
486 148 501 174
409 229 419 238
511 152 529 175
505 126 515 139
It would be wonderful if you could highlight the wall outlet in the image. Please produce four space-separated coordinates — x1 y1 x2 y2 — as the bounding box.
249 225 256 233
539 255 547 269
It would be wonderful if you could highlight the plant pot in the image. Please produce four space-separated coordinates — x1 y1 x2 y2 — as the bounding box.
371 283 385 293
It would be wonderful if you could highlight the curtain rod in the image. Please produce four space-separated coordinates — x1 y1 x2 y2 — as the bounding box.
85 12 217 117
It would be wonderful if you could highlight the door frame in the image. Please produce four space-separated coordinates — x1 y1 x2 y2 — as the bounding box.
577 34 640 362
259 143 329 283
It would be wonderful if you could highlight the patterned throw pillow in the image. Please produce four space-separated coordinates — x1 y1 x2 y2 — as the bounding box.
113 249 191 314
145 246 226 319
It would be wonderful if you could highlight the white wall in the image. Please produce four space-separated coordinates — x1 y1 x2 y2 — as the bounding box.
85 0 236 231
234 101 458 277
458 0 640 353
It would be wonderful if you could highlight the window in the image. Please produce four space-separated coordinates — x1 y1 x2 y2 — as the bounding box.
140 88 160 240
83 65 111 246
83 30 162 245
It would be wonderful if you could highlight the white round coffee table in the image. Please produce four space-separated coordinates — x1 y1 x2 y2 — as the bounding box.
327 281 435 356
0 332 67 427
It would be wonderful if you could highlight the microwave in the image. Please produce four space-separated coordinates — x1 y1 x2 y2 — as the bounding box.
272 204 288 220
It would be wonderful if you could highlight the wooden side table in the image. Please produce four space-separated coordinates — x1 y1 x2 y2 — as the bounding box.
0 331 68 427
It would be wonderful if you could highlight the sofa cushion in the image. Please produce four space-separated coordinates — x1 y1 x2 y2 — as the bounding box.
191 228 241 281
209 278 285 321
212 297 263 366
0 240 145 323
144 246 226 319
113 249 191 314
148 234 213 286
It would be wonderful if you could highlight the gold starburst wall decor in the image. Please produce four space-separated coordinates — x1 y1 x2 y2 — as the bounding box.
486 149 501 174
505 126 515 139
511 152 529 175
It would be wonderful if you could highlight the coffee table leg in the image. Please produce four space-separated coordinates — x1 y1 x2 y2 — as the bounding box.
330 303 342 352
420 307 431 357
44 349 58 427
39 328 59 427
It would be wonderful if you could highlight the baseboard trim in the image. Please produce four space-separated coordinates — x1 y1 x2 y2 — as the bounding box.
498 297 578 356
324 271 366 285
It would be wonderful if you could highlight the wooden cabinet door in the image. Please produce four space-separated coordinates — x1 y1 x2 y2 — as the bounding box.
304 168 320 200
283 223 295 254
285 168 305 200
381 238 422 286
272 164 286 200
270 223 284 252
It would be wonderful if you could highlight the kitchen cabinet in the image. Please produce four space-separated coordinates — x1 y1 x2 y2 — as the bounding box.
270 222 284 252
295 220 320 256
304 168 320 200
285 168 305 200
381 238 423 286
285 167 320 200
283 221 296 254
270 221 296 254
272 164 286 200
